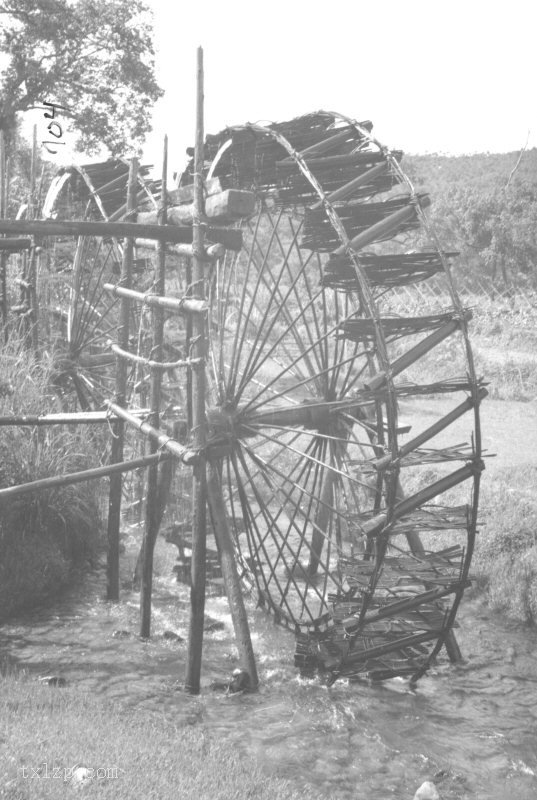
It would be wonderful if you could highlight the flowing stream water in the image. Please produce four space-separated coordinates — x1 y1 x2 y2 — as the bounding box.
1 529 536 800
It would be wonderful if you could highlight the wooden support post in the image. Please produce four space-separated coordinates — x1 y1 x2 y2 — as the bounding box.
106 158 138 601
307 469 336 577
185 47 208 695
133 421 178 589
207 459 258 689
26 126 39 352
140 137 168 639
0 131 7 338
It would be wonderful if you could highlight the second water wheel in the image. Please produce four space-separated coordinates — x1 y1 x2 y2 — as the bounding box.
181 111 485 683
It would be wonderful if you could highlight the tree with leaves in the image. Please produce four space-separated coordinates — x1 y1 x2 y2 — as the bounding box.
0 0 163 155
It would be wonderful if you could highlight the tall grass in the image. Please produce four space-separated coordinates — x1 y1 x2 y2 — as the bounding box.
0 332 105 620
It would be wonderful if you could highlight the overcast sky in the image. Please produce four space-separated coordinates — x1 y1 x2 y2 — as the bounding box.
142 0 535 175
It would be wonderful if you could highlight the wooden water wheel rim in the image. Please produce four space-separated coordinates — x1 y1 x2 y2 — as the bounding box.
202 112 483 681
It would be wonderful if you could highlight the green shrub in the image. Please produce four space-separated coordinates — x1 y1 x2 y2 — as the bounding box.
0 334 104 620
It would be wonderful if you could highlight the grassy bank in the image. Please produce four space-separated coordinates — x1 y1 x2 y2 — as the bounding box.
472 464 537 621
0 336 104 621
405 462 537 624
0 668 313 800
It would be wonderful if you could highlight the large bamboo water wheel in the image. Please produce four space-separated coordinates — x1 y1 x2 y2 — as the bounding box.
179 111 485 683
41 160 161 409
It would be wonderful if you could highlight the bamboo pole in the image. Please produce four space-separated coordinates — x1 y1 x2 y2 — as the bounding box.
110 342 197 370
132 420 179 588
0 219 242 250
207 459 258 689
26 126 39 352
0 409 148 426
140 136 168 639
106 400 196 462
103 283 207 314
106 158 138 601
134 240 225 260
0 130 7 337
331 196 431 257
185 46 208 695
0 452 171 501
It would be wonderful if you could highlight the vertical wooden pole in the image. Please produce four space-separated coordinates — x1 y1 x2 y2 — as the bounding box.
106 157 138 601
140 137 168 638
207 460 258 689
26 126 39 352
185 46 208 694
0 131 7 338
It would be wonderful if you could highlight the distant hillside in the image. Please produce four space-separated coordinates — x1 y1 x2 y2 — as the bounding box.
401 150 537 288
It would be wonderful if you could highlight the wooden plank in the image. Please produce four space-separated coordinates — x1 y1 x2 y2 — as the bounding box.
0 219 243 251
137 189 255 226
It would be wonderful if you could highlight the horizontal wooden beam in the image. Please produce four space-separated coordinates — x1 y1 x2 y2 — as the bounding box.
106 400 197 464
0 219 242 251
0 452 171 500
103 283 207 314
0 409 148 426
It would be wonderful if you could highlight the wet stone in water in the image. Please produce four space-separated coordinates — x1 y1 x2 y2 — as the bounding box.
38 675 67 687
112 630 131 639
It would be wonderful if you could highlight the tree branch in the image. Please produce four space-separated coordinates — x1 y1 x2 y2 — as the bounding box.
505 130 531 189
